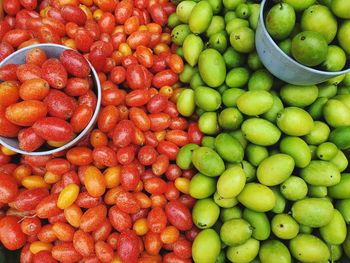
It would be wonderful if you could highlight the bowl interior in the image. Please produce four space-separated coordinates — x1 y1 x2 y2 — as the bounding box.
0 44 101 156
259 0 350 77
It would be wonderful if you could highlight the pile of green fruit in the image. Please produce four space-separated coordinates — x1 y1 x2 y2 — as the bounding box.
169 0 350 262
265 0 350 70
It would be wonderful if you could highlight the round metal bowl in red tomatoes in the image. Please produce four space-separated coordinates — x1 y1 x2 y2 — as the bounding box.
0 43 101 155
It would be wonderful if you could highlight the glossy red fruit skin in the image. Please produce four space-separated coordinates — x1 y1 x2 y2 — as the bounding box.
33 251 57 263
60 50 90 78
60 5 87 26
73 229 94 257
112 120 135 148
2 29 30 48
33 117 74 142
11 188 48 212
18 127 45 152
16 64 42 83
41 59 68 89
5 100 48 127
117 230 139 263
37 25 61 44
0 216 27 250
165 200 193 231
0 109 20 137
65 78 90 97
36 194 62 219
52 242 82 262
0 42 14 62
44 89 75 120
0 64 17 81
80 204 107 233
0 172 18 203
126 64 152 90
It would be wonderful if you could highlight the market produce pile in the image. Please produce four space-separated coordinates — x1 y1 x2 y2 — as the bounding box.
1 0 350 262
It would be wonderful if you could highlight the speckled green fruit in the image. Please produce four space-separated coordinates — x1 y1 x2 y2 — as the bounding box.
257 154 294 186
271 187 286 214
323 99 350 128
226 238 260 263
280 176 308 201
237 183 276 212
322 45 347 72
198 48 226 88
243 208 270 241
189 173 216 199
193 198 220 229
272 214 299 240
265 3 296 40
277 107 314 136
194 86 221 111
171 24 191 46
220 218 252 246
188 1 213 34
177 89 195 117
237 90 273 116
176 1 196 23
304 121 330 146
218 107 243 130
230 27 255 53
198 112 219 135
217 166 246 199
290 234 330 262
259 240 291 263
329 173 350 199
192 147 225 177
246 144 269 167
215 133 244 163
176 143 199 170
320 209 347 245
331 0 350 18
280 84 318 108
280 137 311 168
301 4 338 43
283 0 315 11
291 31 328 66
316 142 338 161
336 199 350 224
241 118 281 146
300 160 340 186
262 95 284 123
220 206 242 222
193 229 221 263
291 198 334 227
183 34 204 66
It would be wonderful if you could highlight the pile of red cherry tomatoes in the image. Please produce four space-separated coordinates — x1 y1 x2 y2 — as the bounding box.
0 0 203 262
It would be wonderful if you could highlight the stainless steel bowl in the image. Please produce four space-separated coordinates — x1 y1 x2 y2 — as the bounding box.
0 43 101 156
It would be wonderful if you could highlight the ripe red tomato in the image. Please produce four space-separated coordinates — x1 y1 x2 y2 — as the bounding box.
0 216 27 250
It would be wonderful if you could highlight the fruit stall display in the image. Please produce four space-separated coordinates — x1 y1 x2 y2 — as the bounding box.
1 0 350 262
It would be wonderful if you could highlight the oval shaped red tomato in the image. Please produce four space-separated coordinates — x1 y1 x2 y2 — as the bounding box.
70 105 93 133
16 64 42 83
0 172 18 203
61 4 87 26
80 204 107 232
36 194 62 219
5 100 47 126
117 230 139 262
165 200 193 231
0 216 27 250
112 120 135 148
51 242 82 262
18 127 45 152
33 117 73 142
73 229 94 257
44 89 75 120
60 50 90 78
41 59 68 89
12 188 49 211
